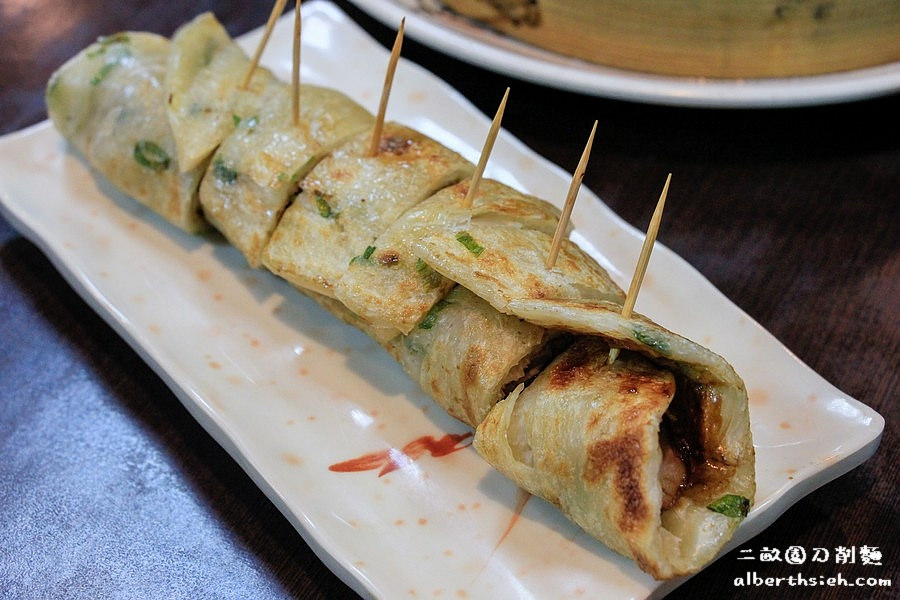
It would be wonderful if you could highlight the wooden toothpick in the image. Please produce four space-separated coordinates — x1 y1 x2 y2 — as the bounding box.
240 0 288 90
546 120 597 269
608 173 672 365
368 17 405 156
291 1 302 126
462 87 510 209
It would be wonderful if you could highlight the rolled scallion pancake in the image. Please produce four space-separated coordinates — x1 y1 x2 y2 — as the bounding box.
385 285 568 427
45 18 756 580
411 215 625 314
166 12 283 173
475 300 755 579
198 82 373 267
261 122 473 296
333 178 565 334
46 32 207 232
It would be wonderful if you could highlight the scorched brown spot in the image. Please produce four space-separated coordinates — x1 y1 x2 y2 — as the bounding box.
379 136 414 155
620 405 649 427
476 250 513 276
377 250 400 265
617 368 675 399
524 273 551 299
462 346 485 387
330 168 351 182
548 343 593 389
584 433 647 532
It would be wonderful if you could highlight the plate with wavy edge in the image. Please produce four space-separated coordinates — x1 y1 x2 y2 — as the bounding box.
350 0 900 108
0 2 884 598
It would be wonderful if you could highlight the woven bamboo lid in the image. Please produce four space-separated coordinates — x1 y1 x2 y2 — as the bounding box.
442 0 900 78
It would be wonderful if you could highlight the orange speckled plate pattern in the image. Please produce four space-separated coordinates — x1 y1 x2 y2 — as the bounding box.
0 2 884 598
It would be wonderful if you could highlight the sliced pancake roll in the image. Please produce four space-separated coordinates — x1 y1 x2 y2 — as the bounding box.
475 301 755 580
46 32 208 232
261 122 473 296
384 285 568 427
166 11 284 174
333 178 566 335
44 16 757 580
411 215 625 314
198 82 373 267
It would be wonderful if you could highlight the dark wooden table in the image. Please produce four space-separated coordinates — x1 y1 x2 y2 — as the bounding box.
1 1 896 598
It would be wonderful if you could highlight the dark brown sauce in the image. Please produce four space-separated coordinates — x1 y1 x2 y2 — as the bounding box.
500 333 572 397
659 376 706 509
660 374 733 510
329 432 473 477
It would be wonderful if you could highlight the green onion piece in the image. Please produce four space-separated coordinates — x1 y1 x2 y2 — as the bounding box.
90 61 118 86
47 75 61 99
403 336 425 355
97 33 130 47
707 495 751 518
289 169 304 184
232 114 241 126
88 36 132 85
298 155 318 174
634 325 670 355
133 141 170 172
314 191 337 219
187 102 206 116
213 157 238 185
201 37 217 66
415 258 441 289
349 245 377 266
87 33 130 58
418 299 450 330
456 232 485 256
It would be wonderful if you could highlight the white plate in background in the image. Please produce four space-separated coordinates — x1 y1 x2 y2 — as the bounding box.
350 0 900 108
0 2 884 598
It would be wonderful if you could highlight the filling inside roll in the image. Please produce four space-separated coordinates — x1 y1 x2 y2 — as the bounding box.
500 332 571 399
478 334 754 579
658 385 697 511
657 372 737 512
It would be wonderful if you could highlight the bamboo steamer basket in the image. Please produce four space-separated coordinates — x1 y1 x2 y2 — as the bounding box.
441 0 900 78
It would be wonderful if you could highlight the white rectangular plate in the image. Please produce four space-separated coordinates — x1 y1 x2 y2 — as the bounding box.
0 2 884 598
